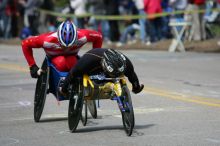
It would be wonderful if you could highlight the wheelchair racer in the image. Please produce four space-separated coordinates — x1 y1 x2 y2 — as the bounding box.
21 20 103 78
60 48 144 95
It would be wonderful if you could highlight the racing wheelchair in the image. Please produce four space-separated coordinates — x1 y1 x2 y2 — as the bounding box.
34 57 97 123
68 73 135 136
34 56 135 136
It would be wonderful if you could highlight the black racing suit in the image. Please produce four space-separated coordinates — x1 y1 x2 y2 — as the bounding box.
61 48 141 93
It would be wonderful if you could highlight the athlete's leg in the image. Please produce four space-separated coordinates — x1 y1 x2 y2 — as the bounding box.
51 56 69 72
65 55 78 71
51 56 77 72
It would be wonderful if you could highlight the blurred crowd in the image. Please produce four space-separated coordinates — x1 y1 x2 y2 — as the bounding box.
0 0 220 46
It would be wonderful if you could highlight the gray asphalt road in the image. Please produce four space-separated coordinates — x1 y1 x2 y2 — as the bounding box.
0 44 220 146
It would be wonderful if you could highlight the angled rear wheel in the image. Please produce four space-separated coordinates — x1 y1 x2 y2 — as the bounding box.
120 86 135 136
34 59 49 122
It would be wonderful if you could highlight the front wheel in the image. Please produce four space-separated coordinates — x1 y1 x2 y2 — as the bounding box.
87 100 97 119
68 79 84 132
81 100 87 126
120 86 135 136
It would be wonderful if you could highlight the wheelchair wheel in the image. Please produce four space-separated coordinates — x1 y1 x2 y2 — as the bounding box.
120 86 135 136
34 59 49 122
87 100 97 119
81 100 87 126
68 79 84 132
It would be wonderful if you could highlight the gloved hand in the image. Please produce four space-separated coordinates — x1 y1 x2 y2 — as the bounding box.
132 83 144 94
30 64 41 78
58 79 69 97
58 87 68 97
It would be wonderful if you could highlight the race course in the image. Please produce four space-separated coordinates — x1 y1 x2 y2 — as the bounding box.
0 44 220 146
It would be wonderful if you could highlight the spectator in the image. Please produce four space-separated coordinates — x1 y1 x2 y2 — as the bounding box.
116 22 140 47
40 0 56 32
217 0 220 46
69 0 87 29
0 0 12 39
161 0 172 39
10 0 19 38
116 2 142 46
87 0 111 43
0 0 7 37
104 0 120 42
133 0 150 45
19 0 41 35
186 0 206 41
144 0 163 42
17 0 25 37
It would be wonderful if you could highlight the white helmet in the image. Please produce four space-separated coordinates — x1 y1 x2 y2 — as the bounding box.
57 20 77 47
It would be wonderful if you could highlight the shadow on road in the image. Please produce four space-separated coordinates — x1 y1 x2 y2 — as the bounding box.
39 117 67 123
76 124 155 136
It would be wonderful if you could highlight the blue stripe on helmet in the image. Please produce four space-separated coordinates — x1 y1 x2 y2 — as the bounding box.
66 24 70 45
69 24 74 44
58 20 77 47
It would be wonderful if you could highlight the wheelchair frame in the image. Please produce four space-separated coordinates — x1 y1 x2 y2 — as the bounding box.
68 74 135 136
34 57 134 136
34 57 96 123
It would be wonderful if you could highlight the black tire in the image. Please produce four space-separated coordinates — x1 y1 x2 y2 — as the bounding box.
120 86 135 136
34 59 49 122
87 100 97 119
68 79 84 132
81 100 87 126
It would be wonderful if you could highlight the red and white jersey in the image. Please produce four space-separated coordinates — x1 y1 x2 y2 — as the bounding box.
21 29 103 67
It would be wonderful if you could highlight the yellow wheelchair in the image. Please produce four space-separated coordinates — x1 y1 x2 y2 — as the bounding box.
68 74 134 136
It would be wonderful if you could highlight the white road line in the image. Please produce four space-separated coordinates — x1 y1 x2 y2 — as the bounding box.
0 101 32 108
205 138 220 143
18 101 31 107
58 130 70 134
0 137 20 145
113 115 122 118
2 107 164 122
3 114 68 122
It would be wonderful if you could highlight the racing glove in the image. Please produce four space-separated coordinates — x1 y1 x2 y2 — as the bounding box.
58 79 69 97
59 73 74 97
132 82 144 94
58 87 68 97
30 64 41 78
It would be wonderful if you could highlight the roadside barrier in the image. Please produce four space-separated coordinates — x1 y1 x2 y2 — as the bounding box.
38 8 220 20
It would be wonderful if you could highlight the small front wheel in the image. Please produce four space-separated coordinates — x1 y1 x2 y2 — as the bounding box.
81 100 88 126
87 100 97 119
120 86 135 136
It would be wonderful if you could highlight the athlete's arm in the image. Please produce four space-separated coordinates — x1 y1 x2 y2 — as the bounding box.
82 29 103 48
124 56 144 94
21 34 45 67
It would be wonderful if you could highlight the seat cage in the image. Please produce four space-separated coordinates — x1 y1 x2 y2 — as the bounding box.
46 57 68 101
